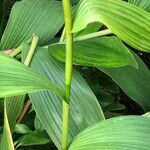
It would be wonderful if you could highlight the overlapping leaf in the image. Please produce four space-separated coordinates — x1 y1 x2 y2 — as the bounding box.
50 39 150 111
0 0 64 49
72 0 150 52
50 37 137 68
0 52 64 99
22 45 105 149
69 116 150 150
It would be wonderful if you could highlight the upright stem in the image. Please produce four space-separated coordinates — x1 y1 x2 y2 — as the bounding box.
24 36 39 66
61 0 73 150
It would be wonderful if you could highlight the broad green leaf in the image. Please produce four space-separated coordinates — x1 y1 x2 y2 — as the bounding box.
69 116 150 150
0 0 64 49
99 52 150 111
0 52 64 99
72 0 150 52
22 46 105 149
15 130 50 148
50 37 137 68
129 0 150 12
0 100 14 150
50 36 150 111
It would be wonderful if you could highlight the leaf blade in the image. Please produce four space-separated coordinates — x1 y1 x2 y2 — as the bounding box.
22 46 105 149
0 0 64 49
69 116 150 150
72 0 150 52
0 52 64 99
50 37 137 68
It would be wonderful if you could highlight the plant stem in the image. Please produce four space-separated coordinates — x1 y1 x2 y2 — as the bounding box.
9 45 23 57
74 29 112 42
17 100 31 124
62 101 70 150
61 0 73 150
16 36 39 124
24 36 39 66
52 29 113 47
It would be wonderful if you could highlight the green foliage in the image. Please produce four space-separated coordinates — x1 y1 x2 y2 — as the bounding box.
69 116 150 150
50 37 137 68
0 52 64 99
22 45 105 148
72 0 150 52
0 0 150 150
0 0 64 49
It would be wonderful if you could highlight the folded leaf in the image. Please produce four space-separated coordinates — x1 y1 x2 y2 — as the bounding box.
69 116 150 150
50 37 137 68
0 52 64 99
99 52 150 111
72 0 150 52
22 46 105 149
0 0 64 49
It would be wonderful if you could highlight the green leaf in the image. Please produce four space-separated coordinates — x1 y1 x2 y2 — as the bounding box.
0 96 25 149
14 124 32 134
0 100 14 150
22 45 105 149
99 52 150 111
129 0 150 12
15 130 50 148
5 96 25 131
69 116 150 150
72 0 150 52
74 22 102 37
0 52 64 99
0 0 64 49
50 37 137 68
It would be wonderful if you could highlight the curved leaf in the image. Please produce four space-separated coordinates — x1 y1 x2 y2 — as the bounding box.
72 0 150 52
22 46 105 149
0 52 64 99
69 116 150 150
50 37 137 68
0 0 64 49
